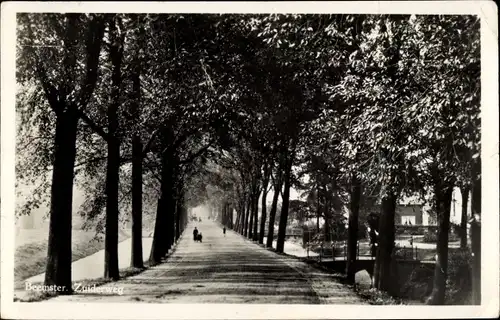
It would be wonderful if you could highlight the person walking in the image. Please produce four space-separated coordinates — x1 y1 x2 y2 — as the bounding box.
223 226 226 237
193 227 199 241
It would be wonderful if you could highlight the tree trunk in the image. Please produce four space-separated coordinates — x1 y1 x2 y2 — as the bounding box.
229 204 233 229
323 185 331 242
149 196 166 265
180 207 186 234
276 157 293 253
316 187 321 233
235 206 240 232
253 190 261 241
160 187 176 258
346 175 361 283
470 162 481 305
166 189 176 252
104 20 123 280
44 111 78 294
43 13 105 292
244 196 251 237
104 135 120 280
149 150 174 265
248 195 255 239
324 219 330 242
240 207 244 231
239 204 245 233
175 195 182 241
373 190 397 293
224 202 229 227
259 182 269 244
225 203 229 226
239 198 246 231
130 135 143 268
130 43 143 268
426 182 454 305
266 175 283 248
235 209 241 232
222 202 226 226
166 153 179 253
460 186 470 249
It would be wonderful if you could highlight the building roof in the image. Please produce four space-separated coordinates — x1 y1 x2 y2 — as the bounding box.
398 194 425 206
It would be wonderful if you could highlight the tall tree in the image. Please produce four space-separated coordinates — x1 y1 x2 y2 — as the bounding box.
104 15 126 280
258 161 272 244
17 13 107 292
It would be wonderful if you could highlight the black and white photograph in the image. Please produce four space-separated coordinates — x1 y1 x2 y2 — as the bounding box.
1 1 498 319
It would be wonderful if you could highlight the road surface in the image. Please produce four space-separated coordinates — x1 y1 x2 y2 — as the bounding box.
50 220 366 304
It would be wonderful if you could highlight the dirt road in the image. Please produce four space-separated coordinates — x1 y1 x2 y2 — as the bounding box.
49 220 366 304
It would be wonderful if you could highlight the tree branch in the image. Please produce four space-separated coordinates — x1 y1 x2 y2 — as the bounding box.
35 63 61 116
141 130 159 157
74 156 107 169
147 166 163 184
76 108 110 142
75 14 107 110
74 155 132 170
179 141 215 165
169 126 201 153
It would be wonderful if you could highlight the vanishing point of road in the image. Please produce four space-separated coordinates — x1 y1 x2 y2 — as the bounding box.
51 220 366 304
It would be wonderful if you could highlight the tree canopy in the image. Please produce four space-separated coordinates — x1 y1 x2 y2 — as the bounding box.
16 13 480 304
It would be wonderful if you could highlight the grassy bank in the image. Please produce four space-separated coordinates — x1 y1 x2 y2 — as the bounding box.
14 266 146 302
14 229 131 287
14 232 179 303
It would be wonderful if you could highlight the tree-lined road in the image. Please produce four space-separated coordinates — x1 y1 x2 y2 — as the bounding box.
15 13 481 306
51 220 365 304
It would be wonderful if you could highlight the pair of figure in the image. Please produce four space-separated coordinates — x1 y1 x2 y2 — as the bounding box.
193 227 203 242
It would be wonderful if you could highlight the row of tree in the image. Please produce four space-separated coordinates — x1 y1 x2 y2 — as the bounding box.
17 13 480 304
202 14 481 305
17 13 227 292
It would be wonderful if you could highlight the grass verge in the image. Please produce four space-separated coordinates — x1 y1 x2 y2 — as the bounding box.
14 230 131 287
14 266 147 302
15 231 183 302
354 287 412 305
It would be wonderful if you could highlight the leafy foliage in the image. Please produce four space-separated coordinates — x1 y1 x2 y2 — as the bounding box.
16 13 480 302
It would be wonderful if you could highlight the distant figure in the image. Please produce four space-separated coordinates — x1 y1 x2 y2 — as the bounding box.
223 226 226 237
193 227 199 241
194 232 202 242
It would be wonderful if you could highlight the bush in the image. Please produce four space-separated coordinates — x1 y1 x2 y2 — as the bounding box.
400 265 434 302
398 249 473 304
394 247 417 260
445 249 472 304
357 222 368 240
356 287 407 305
422 231 438 243
422 229 461 243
